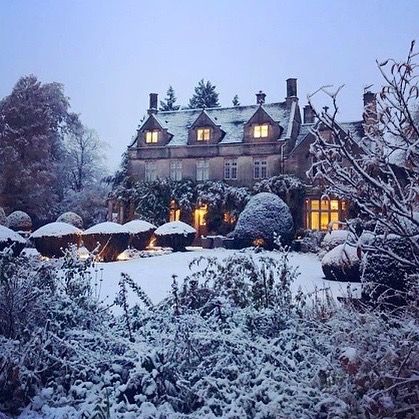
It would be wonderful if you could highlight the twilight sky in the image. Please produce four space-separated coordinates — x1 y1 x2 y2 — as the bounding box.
1 0 418 170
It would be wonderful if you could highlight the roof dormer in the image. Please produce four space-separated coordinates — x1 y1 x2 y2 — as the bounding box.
135 114 172 147
243 106 283 143
187 109 225 145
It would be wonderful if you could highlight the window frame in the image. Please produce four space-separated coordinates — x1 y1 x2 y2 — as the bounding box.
196 159 209 181
253 158 268 179
169 160 182 181
196 127 211 142
224 159 238 180
305 198 344 231
145 129 159 144
144 161 157 181
253 123 269 139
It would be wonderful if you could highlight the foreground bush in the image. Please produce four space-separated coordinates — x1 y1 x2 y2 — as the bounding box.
322 243 361 282
124 219 156 250
0 249 417 418
30 222 82 258
154 221 196 251
82 221 129 262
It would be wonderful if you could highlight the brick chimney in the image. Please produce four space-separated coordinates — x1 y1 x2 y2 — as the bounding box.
303 104 315 124
286 78 297 98
256 90 266 105
148 93 158 115
363 91 378 137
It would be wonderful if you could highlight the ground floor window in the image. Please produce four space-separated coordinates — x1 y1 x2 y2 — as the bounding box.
224 159 238 180
305 198 347 230
169 200 180 222
170 160 182 181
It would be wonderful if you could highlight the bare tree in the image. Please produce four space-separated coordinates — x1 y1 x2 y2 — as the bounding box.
307 41 418 272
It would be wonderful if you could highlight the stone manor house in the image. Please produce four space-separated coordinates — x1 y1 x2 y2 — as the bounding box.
109 78 371 236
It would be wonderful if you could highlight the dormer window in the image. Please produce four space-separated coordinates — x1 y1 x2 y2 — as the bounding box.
197 128 211 141
145 130 159 144
253 124 269 138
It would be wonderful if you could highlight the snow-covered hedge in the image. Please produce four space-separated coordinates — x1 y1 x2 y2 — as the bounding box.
125 219 156 250
154 221 196 251
56 211 84 229
30 222 82 258
82 222 129 262
6 210 32 232
232 192 294 249
0 208 6 226
321 229 351 251
0 225 26 256
321 243 361 282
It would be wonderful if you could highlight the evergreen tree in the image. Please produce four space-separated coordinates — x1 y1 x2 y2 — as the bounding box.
232 94 240 107
188 79 220 109
159 86 180 111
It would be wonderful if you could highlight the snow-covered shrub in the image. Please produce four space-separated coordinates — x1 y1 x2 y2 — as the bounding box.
154 221 196 251
321 243 361 282
232 192 294 249
30 222 82 258
361 235 418 306
321 229 351 251
294 229 324 253
6 210 32 232
124 219 156 250
56 211 84 229
0 208 6 226
0 226 26 256
82 221 129 262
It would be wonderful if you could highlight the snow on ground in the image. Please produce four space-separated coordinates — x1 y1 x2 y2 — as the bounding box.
93 247 361 312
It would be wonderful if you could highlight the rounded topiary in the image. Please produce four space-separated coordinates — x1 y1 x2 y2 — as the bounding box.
321 243 361 282
154 221 196 251
0 208 6 226
30 222 82 258
232 192 294 249
124 219 156 250
361 235 417 305
57 212 84 229
0 225 26 256
7 211 32 232
321 230 352 251
82 222 129 262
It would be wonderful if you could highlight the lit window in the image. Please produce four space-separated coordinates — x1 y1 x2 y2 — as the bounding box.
305 198 345 231
144 161 157 181
145 130 159 144
224 159 238 180
197 128 211 141
194 205 208 227
170 160 182 181
253 124 269 138
196 159 209 181
254 159 267 179
223 212 237 224
169 200 180 222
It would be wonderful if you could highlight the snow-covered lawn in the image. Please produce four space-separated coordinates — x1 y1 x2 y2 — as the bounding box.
94 248 361 311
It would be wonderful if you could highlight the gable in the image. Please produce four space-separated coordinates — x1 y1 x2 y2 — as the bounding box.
134 114 172 147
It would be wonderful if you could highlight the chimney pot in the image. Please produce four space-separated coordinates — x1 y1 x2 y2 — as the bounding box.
256 90 266 105
286 78 297 98
148 93 158 114
303 104 315 124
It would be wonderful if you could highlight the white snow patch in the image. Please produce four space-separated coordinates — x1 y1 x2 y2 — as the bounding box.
30 222 82 239
124 219 156 234
154 221 196 236
0 225 26 243
84 222 128 235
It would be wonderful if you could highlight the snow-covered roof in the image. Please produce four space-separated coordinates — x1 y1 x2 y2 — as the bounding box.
84 222 129 235
154 221 196 236
0 225 26 243
30 222 82 239
134 102 291 146
124 219 156 234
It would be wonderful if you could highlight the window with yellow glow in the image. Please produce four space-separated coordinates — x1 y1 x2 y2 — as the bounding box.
145 130 159 144
253 124 269 138
194 205 208 227
223 212 237 224
169 200 180 222
197 128 211 141
305 198 346 231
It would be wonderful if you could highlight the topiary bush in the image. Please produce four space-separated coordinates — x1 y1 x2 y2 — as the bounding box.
56 212 84 229
321 230 352 251
30 222 82 258
124 219 156 250
232 192 294 250
82 222 129 262
0 226 26 256
154 221 196 251
321 243 361 282
6 211 32 233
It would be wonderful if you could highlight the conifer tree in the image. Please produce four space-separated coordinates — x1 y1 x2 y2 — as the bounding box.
188 79 220 109
159 86 180 111
232 94 240 106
